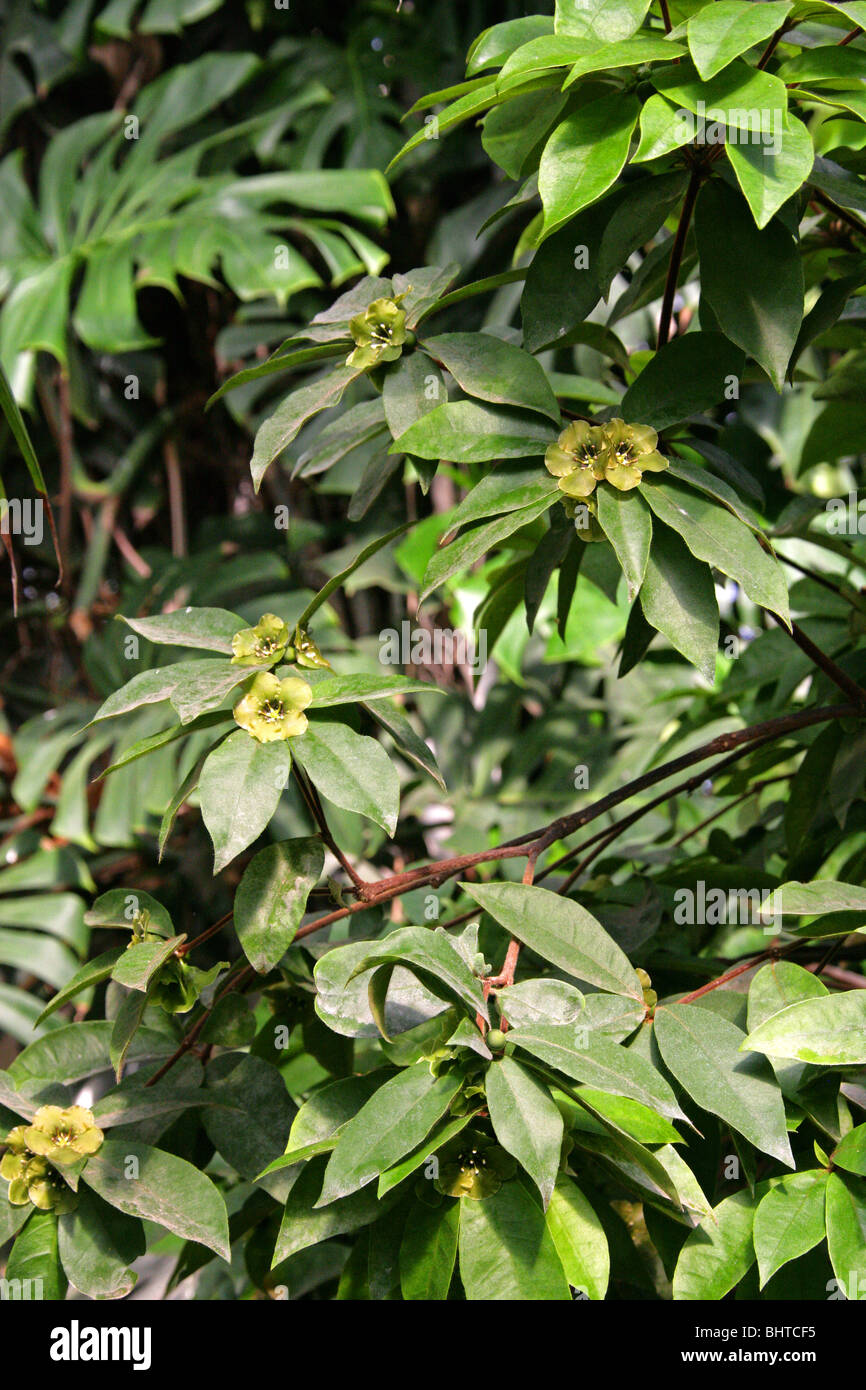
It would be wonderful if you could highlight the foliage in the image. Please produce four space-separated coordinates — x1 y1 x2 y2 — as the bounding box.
2 0 866 1303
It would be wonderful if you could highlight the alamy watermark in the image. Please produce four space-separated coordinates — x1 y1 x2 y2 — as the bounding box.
379 620 487 674
676 102 783 156
674 881 780 932
0 497 43 545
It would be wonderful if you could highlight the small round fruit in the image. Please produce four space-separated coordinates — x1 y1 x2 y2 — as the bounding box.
486 1029 506 1051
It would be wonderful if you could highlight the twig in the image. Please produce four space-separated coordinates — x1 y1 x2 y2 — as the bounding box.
657 166 703 348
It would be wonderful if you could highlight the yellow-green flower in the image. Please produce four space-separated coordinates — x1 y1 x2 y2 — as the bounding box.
231 613 290 667
2 1126 79 1212
233 671 313 743
602 419 667 491
291 625 332 670
22 1158 78 1213
434 1134 517 1200
0 1125 31 1186
346 297 408 370
545 421 609 499
23 1105 104 1166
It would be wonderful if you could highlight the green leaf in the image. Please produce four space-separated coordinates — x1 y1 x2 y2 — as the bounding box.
687 1 793 81
203 1053 296 1200
273 1155 396 1263
620 332 745 431
727 114 814 230
458 1180 571 1299
563 34 687 87
289 1073 388 1150
84 1138 230 1260
833 1125 866 1178
347 926 489 1024
753 1170 828 1288
317 1064 463 1205
367 701 445 790
450 461 561 529
741 992 866 1066
308 674 438 708
765 879 866 917
90 661 215 723
8 1020 173 1088
538 94 640 241
555 0 653 43
463 882 643 998
0 356 48 493
596 487 652 602
655 1003 794 1166
485 1057 564 1207
651 58 788 131
111 935 185 991
198 730 287 874
234 837 323 973
390 399 552 462
6 1209 67 1301
118 607 243 654
639 476 790 623
545 1177 609 1299
250 366 361 491
421 333 560 422
632 94 692 164
506 1023 688 1123
673 1189 758 1300
294 521 413 630
109 988 152 1083
292 720 399 836
695 181 803 391
420 493 555 602
58 1188 144 1299
826 1171 866 1298
85 888 173 936
399 1199 459 1300
639 524 719 683
169 662 260 725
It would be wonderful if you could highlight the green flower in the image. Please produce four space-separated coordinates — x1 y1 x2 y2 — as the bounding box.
23 1105 104 1166
2 1125 79 1213
346 297 408 370
434 1133 517 1200
0 1126 31 1187
21 1158 78 1213
291 625 332 670
602 419 667 492
231 613 290 667
232 671 313 743
545 421 609 499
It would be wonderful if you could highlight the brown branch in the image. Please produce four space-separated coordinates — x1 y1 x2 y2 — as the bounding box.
294 766 370 895
777 617 866 708
294 705 856 943
812 189 866 239
657 166 703 348
757 22 792 69
839 26 863 46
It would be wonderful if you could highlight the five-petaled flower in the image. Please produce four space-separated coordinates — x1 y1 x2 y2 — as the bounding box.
346 297 408 370
434 1134 517 1200
231 614 290 667
545 418 667 500
233 672 313 743
23 1105 105 1166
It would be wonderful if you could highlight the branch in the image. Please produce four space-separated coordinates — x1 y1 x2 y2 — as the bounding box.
657 166 703 348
